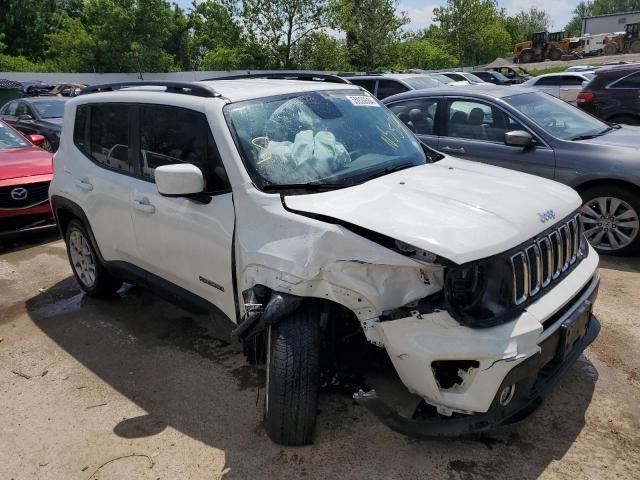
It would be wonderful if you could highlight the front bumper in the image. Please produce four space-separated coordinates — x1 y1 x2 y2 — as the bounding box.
355 245 600 435
355 313 599 437
0 205 56 239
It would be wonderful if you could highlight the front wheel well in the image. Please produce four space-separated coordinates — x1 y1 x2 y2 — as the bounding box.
573 179 640 198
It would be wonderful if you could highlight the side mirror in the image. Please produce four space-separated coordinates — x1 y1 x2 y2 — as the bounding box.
28 134 45 146
155 164 204 196
504 130 534 148
19 114 33 121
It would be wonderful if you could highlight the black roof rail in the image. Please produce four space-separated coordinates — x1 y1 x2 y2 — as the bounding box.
79 81 221 98
202 72 351 84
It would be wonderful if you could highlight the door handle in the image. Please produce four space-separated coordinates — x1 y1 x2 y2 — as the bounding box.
441 146 465 154
132 198 155 214
76 179 93 191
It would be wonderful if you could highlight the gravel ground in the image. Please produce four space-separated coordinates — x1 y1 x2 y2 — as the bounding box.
1 235 639 480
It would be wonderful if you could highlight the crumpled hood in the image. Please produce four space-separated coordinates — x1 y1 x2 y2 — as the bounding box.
284 157 581 264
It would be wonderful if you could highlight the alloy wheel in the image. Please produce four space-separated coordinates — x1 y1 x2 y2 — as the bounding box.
69 229 96 287
581 196 640 252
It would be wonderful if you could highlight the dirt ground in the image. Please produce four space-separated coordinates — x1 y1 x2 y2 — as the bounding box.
480 52 640 71
1 234 640 480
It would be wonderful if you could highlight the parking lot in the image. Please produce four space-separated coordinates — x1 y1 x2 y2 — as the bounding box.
0 235 638 479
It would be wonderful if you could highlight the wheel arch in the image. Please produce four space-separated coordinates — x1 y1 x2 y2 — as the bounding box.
573 178 640 198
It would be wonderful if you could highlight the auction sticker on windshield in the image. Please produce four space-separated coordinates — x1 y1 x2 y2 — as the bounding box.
346 95 379 106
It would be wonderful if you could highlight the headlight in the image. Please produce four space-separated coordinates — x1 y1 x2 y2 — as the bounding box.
444 257 515 328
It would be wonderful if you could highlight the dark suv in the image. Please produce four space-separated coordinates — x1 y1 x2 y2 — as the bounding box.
577 64 640 125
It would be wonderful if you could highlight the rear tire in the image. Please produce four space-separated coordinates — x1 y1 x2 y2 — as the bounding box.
580 185 640 256
265 305 320 446
630 40 640 54
65 219 122 296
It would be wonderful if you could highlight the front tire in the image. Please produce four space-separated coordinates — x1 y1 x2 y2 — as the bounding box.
65 219 122 296
265 306 320 446
580 186 640 256
549 48 562 61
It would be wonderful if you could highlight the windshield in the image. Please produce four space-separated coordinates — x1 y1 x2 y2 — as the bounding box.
33 101 65 118
492 71 509 81
504 92 609 140
429 74 456 84
404 76 445 89
0 122 29 149
463 73 485 83
225 90 427 189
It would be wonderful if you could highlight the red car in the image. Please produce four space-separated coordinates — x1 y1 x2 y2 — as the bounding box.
0 120 56 238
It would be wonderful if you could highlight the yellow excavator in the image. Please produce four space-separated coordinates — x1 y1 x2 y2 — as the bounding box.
513 31 584 64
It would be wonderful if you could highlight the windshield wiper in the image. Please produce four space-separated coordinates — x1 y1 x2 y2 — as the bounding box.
261 182 346 192
354 162 419 184
571 126 615 141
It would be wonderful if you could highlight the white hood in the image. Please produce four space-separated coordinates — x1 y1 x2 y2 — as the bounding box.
284 157 581 264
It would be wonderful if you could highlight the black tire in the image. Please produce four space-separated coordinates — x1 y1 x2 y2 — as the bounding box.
630 40 640 54
603 43 618 55
265 306 320 446
549 48 562 61
580 185 640 256
519 50 533 64
65 219 122 296
610 114 640 126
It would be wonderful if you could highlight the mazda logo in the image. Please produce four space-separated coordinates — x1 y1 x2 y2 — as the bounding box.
10 187 28 201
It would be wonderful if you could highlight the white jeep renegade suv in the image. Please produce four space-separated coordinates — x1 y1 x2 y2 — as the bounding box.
49 77 600 445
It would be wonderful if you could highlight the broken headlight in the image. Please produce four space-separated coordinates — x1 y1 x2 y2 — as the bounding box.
443 257 515 328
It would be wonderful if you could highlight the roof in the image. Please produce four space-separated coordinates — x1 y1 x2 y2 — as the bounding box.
342 73 434 80
529 72 592 78
381 85 536 103
0 79 23 89
20 96 68 103
583 10 640 20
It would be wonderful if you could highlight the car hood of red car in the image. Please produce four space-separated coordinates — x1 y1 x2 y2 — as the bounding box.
0 146 53 181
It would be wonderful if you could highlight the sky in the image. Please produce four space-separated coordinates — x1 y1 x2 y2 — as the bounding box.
174 0 578 32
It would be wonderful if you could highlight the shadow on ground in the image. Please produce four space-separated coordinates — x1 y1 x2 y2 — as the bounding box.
26 276 598 479
598 254 640 274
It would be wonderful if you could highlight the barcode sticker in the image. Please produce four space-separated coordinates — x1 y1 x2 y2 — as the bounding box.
346 95 379 106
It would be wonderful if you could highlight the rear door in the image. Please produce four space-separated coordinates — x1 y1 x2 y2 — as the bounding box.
13 102 39 136
609 71 640 117
560 75 587 105
532 76 561 98
0 101 19 124
385 97 440 149
438 97 556 179
128 104 237 320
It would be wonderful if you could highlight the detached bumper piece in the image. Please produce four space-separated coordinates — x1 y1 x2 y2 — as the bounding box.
354 313 600 438
0 213 57 239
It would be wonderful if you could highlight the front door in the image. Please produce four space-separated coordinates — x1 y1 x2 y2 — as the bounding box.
128 104 237 320
560 75 587 105
439 98 556 180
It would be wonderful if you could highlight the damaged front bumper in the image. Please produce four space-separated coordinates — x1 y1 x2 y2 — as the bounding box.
355 246 601 436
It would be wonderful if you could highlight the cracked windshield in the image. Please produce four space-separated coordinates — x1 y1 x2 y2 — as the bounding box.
226 90 426 188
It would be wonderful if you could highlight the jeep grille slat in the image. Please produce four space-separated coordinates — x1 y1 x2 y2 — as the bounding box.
510 214 585 306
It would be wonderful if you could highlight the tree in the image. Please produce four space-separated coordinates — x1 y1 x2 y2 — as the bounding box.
200 47 255 70
242 0 328 68
292 31 350 70
565 1 592 36
503 8 552 46
433 0 509 66
330 0 408 71
0 0 59 59
46 12 96 72
384 38 458 70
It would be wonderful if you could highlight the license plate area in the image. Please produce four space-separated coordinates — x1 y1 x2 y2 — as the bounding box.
557 301 592 361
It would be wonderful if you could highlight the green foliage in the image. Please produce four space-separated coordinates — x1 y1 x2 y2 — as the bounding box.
502 8 552 46
200 47 255 70
433 0 511 66
565 0 640 36
46 12 96 72
529 65 568 76
330 0 408 71
243 0 328 68
385 38 458 70
292 32 351 70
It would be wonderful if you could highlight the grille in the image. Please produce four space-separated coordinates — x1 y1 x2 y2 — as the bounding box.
0 182 50 209
510 214 583 305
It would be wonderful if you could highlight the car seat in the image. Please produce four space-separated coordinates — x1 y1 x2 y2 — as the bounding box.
449 111 467 137
409 109 433 135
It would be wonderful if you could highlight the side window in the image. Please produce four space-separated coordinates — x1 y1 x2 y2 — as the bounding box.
613 72 640 89
535 76 561 86
446 99 525 143
73 105 88 152
376 80 409 100
2 102 17 115
89 104 132 173
349 79 376 94
388 98 438 135
139 105 230 193
14 102 27 116
562 75 585 86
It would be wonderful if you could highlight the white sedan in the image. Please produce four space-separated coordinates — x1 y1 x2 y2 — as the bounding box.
521 72 595 105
